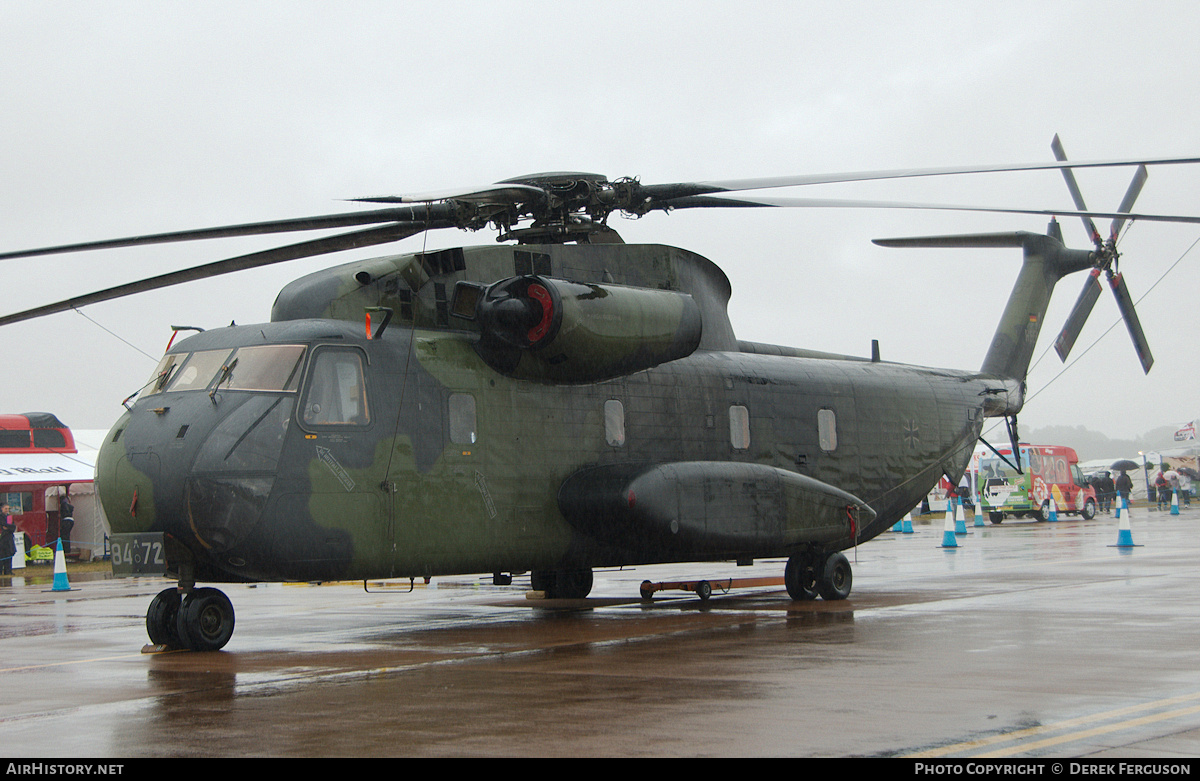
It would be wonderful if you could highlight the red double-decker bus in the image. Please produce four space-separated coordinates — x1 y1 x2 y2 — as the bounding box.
0 413 94 550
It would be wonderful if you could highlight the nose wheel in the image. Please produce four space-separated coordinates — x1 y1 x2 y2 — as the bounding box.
145 586 236 652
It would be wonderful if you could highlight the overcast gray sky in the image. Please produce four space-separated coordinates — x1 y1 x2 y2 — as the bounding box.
2 1 1198 445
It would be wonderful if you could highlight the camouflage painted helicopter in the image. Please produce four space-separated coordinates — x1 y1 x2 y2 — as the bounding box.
4 138 1199 651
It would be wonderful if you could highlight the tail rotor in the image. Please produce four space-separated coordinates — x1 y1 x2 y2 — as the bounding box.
1051 135 1154 373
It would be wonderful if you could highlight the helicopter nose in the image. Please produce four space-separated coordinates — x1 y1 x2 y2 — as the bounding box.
184 475 275 554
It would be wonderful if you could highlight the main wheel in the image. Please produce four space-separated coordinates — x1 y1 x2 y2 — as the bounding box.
816 552 852 601
146 587 183 647
531 568 593 599
784 554 818 601
1081 498 1097 520
176 587 235 652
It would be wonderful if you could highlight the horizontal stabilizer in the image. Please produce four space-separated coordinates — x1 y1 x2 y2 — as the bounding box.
873 232 1034 249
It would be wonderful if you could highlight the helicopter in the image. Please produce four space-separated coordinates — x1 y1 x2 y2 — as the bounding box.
3 137 1199 652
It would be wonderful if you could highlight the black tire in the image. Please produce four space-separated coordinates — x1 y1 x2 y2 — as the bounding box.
695 580 712 601
989 511 1004 524
784 555 818 601
639 580 655 601
146 587 182 647
530 570 554 593
532 568 593 599
1081 498 1097 520
176 587 235 652
1037 501 1051 522
817 552 852 601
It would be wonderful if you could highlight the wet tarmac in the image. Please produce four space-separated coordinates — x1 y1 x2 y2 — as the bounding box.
3 505 1200 758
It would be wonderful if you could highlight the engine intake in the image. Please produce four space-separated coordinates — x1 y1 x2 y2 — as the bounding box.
461 275 702 383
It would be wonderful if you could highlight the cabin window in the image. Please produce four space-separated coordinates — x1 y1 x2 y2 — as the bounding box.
449 393 477 444
604 400 625 447
730 405 750 450
0 430 30 449
1 491 32 514
303 350 370 426
818 408 837 452
31 429 66 449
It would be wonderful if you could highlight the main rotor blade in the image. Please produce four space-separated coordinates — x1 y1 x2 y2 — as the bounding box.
350 183 548 205
1110 165 1149 242
0 205 452 263
656 193 1200 225
650 154 1200 199
1051 135 1102 248
1054 269 1105 362
0 222 426 327
1109 272 1155 374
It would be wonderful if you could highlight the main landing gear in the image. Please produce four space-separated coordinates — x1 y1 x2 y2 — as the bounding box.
784 551 852 602
146 586 236 652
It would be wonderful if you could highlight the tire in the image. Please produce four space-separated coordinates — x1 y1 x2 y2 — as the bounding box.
1037 501 1051 522
146 588 182 647
639 580 655 601
784 555 818 601
695 580 712 602
989 511 1004 524
176 587 235 652
530 570 554 593
817 552 852 601
532 568 593 599
1081 498 1097 520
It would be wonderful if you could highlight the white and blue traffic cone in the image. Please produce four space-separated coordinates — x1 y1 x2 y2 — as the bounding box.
954 497 967 534
1115 494 1124 521
1111 507 1139 547
974 496 986 527
50 539 72 592
940 512 959 548
1047 496 1059 522
901 510 914 534
12 532 24 572
1171 489 1180 516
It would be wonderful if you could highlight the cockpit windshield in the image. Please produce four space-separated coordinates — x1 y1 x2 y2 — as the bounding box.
143 345 306 396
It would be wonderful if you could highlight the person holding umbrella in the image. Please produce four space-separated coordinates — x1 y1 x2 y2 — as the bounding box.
1112 459 1138 509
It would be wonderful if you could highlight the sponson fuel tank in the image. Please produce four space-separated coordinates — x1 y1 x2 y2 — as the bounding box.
558 461 876 557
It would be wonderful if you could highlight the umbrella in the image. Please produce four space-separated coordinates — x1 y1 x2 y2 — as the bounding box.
1111 459 1140 472
1178 467 1199 480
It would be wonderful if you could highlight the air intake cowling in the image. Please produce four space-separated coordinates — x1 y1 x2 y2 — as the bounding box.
465 275 702 383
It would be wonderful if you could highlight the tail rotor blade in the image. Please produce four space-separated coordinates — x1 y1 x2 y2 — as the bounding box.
1109 272 1155 374
1054 268 1105 362
1110 165 1149 242
1051 135 1103 248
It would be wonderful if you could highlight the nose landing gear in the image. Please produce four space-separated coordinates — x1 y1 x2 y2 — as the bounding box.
145 586 236 652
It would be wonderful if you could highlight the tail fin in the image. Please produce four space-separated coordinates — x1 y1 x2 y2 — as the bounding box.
874 221 1094 381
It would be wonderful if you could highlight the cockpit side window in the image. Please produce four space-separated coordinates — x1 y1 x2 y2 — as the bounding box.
144 354 182 395
302 349 370 426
